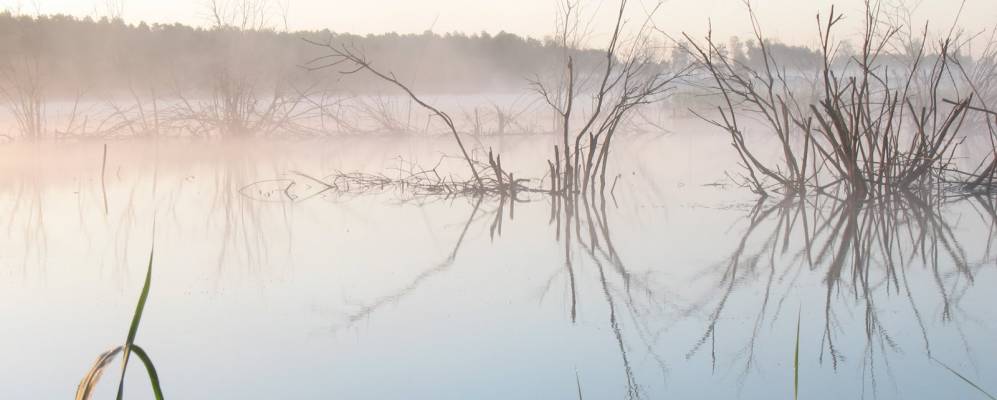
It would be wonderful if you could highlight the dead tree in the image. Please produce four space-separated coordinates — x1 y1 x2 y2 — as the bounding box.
531 0 684 194
303 41 484 187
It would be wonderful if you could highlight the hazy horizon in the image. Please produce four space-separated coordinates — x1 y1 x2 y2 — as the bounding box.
4 1 997 400
10 0 997 49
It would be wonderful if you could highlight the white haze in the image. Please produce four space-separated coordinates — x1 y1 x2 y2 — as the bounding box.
12 0 997 50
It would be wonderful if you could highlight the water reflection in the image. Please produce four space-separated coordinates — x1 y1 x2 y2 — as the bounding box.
1 139 995 399
683 191 995 398
333 196 487 328
308 185 997 399
562 193 658 400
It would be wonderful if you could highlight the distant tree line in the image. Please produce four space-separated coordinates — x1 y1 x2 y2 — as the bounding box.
3 11 970 98
0 11 615 98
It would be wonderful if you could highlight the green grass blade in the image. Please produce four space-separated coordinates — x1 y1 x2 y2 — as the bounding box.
131 345 165 400
575 370 583 400
116 246 155 400
935 359 997 400
794 310 801 400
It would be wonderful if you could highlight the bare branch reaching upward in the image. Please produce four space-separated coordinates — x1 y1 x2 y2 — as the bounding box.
303 38 483 187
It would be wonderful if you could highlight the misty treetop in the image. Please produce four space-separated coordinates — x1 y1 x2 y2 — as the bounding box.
1 11 851 99
0 11 613 97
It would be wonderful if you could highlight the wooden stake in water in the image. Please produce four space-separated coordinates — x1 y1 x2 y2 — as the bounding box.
101 143 109 215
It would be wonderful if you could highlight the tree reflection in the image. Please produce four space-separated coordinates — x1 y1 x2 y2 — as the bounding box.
306 186 995 398
686 190 993 397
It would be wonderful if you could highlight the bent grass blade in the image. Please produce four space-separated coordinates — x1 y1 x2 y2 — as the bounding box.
76 246 164 400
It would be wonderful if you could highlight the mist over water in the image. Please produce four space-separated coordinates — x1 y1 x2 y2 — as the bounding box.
2 1 997 399
0 130 993 399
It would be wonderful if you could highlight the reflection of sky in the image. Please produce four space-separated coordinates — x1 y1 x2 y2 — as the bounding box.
0 130 995 399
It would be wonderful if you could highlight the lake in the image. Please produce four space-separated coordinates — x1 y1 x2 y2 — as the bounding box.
1 123 995 399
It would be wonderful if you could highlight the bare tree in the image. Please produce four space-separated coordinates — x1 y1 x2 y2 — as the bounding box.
532 0 684 194
304 0 680 196
99 0 126 20
684 1 976 199
303 43 485 187
173 0 314 138
205 0 276 31
0 57 45 139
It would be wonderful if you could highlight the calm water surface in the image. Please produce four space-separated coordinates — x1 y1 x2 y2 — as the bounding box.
1 127 995 399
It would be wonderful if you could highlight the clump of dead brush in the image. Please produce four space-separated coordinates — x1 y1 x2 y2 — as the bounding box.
304 0 681 199
535 0 684 196
686 1 979 199
682 24 815 197
241 155 537 203
808 5 970 198
172 77 318 138
952 102 997 191
0 57 46 140
302 40 501 192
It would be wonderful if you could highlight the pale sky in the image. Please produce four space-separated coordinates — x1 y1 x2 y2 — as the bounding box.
7 0 997 48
